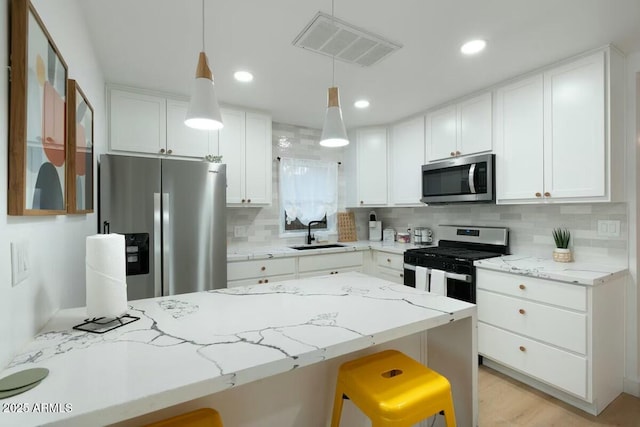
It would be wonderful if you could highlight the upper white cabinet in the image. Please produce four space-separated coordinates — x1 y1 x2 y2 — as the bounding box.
496 49 624 204
219 108 272 206
426 92 492 161
108 88 216 158
346 127 388 207
390 116 425 205
109 89 167 154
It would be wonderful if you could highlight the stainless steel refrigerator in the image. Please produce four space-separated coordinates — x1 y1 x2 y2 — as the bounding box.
99 154 227 300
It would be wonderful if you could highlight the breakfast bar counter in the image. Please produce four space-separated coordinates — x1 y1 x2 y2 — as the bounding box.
0 272 477 427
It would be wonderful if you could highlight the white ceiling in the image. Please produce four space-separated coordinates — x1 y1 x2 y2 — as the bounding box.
78 0 640 130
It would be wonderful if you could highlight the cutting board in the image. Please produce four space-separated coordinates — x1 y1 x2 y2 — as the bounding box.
337 212 357 242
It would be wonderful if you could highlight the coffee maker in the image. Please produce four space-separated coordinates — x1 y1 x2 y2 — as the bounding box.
368 211 382 241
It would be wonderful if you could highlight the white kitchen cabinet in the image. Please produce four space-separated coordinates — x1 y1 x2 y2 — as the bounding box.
219 108 273 206
109 88 217 158
371 251 405 284
496 49 624 204
166 100 218 158
426 92 492 161
476 268 624 415
297 252 364 278
227 258 296 287
109 89 167 155
345 127 388 207
389 116 425 206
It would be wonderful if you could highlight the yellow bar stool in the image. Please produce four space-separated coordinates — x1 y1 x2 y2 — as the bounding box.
330 349 457 427
144 408 223 427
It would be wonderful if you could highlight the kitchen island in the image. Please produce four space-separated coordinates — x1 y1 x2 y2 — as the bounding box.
0 272 477 427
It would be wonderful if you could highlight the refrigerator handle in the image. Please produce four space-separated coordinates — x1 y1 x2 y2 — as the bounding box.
153 193 162 297
162 193 171 296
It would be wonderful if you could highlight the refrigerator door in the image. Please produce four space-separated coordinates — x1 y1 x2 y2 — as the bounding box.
161 160 227 295
99 154 162 300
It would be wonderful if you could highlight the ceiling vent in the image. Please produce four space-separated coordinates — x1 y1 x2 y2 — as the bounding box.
293 12 402 67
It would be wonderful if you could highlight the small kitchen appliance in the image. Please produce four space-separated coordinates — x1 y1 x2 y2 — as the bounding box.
368 211 382 241
413 227 433 245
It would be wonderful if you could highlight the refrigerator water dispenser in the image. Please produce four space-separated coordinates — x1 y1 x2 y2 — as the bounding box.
124 233 149 276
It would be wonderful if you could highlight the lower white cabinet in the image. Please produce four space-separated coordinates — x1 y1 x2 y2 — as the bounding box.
476 268 624 415
371 251 405 284
297 252 364 278
227 258 296 287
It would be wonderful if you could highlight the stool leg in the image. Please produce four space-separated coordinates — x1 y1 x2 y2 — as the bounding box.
330 385 345 427
442 396 457 427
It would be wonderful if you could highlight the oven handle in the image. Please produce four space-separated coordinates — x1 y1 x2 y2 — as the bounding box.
404 263 472 283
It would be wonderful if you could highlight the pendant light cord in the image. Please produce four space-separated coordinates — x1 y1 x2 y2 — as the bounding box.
201 0 205 51
331 0 335 86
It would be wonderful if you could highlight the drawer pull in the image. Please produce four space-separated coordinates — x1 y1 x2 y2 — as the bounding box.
519 346 526 352
519 284 526 290
387 258 391 263
400 273 404 278
518 308 526 315
450 151 455 157
455 150 461 156
261 266 266 271
264 279 269 283
258 280 263 284
535 192 541 198
544 192 551 197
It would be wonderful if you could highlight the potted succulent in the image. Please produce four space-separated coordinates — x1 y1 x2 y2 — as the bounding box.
552 228 572 262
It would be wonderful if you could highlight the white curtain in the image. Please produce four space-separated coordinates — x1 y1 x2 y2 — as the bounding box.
279 157 338 227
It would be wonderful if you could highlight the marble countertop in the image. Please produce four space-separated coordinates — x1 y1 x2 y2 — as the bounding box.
227 241 423 261
0 272 474 427
474 255 628 286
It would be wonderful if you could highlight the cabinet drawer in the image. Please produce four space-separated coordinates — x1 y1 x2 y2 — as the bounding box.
227 258 296 281
227 273 296 288
376 252 404 271
477 290 587 354
376 266 405 284
479 323 587 398
477 269 587 311
297 266 363 279
298 252 364 273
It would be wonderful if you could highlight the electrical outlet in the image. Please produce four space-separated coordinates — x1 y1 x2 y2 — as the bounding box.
11 241 29 286
234 226 247 237
597 220 620 237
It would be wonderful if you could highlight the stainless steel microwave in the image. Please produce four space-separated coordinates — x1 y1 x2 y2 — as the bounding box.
421 153 495 204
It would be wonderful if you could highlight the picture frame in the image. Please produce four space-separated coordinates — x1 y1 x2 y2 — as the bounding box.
66 80 94 214
8 0 69 215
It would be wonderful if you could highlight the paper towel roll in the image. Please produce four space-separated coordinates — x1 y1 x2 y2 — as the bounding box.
429 269 446 296
86 234 128 319
415 266 428 291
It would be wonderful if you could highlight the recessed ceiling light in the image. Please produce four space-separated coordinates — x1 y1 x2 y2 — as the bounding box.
234 71 254 82
460 39 486 55
354 100 370 109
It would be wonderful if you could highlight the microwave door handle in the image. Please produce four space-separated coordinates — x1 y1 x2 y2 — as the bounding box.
468 164 477 194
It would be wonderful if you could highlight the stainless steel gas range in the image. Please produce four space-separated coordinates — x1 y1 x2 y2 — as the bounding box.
403 225 509 303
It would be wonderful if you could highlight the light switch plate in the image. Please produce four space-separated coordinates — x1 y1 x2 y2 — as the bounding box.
11 241 30 286
597 220 620 237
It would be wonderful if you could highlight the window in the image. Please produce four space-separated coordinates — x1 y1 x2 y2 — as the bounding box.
279 157 338 234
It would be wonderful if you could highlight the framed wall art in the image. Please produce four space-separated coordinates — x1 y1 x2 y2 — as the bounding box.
9 0 69 215
66 80 94 214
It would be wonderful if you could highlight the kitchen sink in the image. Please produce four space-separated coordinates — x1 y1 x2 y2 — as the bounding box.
290 244 346 250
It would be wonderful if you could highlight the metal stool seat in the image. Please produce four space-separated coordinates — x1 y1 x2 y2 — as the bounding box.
330 349 456 426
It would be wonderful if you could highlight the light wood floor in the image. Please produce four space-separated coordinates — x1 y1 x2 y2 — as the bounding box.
479 365 640 426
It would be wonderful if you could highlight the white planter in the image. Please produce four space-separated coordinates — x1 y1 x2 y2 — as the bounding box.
553 248 573 263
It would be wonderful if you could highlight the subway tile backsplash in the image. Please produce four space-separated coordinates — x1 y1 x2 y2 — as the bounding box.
227 122 628 267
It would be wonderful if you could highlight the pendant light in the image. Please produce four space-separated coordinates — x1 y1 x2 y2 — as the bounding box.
319 0 349 147
185 0 223 130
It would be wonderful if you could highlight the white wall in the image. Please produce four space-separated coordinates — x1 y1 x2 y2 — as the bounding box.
626 50 640 395
0 0 105 369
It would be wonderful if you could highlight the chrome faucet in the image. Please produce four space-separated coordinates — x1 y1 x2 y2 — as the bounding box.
307 219 327 244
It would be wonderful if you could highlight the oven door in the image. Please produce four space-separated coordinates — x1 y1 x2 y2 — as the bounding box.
403 264 475 303
421 153 494 204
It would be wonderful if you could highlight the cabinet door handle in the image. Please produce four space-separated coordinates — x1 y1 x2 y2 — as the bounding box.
399 273 404 278
387 258 391 263
535 192 541 198
455 150 461 156
261 266 266 271
360 201 364 205
241 199 246 203
544 192 551 197
519 346 526 352
519 308 526 315
519 284 526 290
167 149 173 154
264 279 269 283
258 280 263 284
450 151 455 157
247 199 251 203
160 148 166 154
